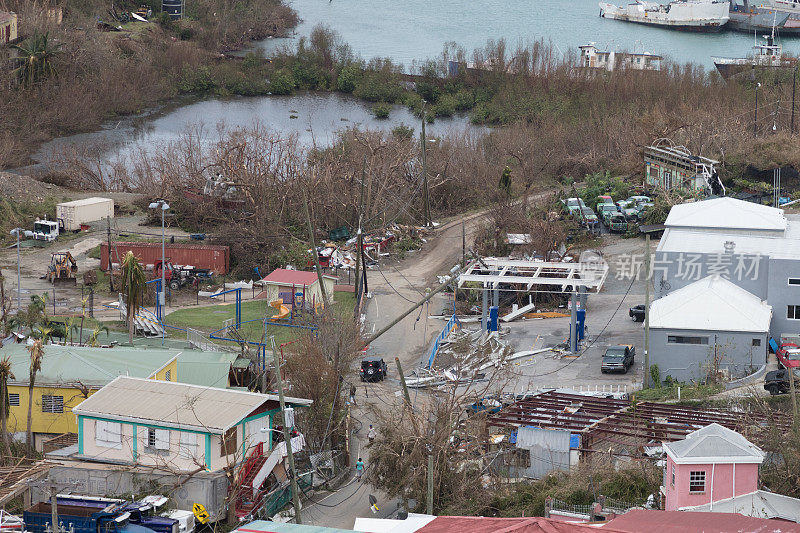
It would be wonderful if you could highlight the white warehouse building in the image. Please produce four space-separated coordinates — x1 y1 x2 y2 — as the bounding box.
650 197 799 382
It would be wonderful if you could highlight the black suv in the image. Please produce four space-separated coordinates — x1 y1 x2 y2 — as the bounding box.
601 345 635 373
764 369 799 395
629 305 645 322
360 356 388 382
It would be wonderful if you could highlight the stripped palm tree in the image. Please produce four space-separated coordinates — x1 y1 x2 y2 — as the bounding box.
25 341 43 455
121 251 146 345
0 357 15 461
11 31 62 88
79 295 89 346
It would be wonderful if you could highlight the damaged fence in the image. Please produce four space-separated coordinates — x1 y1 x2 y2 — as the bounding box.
426 313 461 368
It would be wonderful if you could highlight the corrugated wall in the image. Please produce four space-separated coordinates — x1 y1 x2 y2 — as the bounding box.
100 242 230 274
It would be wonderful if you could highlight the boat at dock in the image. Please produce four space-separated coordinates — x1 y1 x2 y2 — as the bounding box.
599 0 730 31
712 30 797 78
728 0 792 33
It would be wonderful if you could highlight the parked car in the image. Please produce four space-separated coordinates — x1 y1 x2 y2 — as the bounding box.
598 204 619 226
596 195 614 208
616 200 640 221
776 342 800 369
627 195 651 205
764 369 800 395
629 304 645 322
608 213 629 233
580 207 599 225
360 356 388 382
601 345 635 373
562 197 586 217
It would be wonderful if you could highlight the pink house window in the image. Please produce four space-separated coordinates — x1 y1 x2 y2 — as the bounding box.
671 465 675 486
689 471 706 493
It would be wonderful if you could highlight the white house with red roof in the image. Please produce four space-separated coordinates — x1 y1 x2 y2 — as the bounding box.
257 268 336 310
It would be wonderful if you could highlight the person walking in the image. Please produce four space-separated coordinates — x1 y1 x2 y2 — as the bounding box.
355 457 365 481
367 424 377 445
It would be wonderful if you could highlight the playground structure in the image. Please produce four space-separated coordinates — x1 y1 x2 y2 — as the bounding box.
270 299 290 321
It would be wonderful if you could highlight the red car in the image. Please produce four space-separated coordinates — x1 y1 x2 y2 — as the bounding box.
776 342 800 369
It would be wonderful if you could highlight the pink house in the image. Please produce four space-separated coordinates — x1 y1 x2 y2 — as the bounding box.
662 423 764 511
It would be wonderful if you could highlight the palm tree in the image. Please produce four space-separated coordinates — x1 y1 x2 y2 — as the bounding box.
25 341 43 455
11 31 62 88
87 325 110 347
0 357 15 460
121 251 146 345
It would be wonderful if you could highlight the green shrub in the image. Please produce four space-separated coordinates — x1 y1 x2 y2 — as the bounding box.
454 89 475 111
292 61 329 90
415 80 441 102
372 102 391 119
354 71 404 103
391 123 414 139
433 94 457 117
337 63 361 93
178 66 216 94
269 68 296 95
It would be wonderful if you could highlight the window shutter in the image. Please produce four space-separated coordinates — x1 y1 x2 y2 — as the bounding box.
96 421 122 448
179 432 197 458
154 429 170 450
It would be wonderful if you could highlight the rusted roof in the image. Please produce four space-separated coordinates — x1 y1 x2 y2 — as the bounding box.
260 268 336 287
416 516 622 533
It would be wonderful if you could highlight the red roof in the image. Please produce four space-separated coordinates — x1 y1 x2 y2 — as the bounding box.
604 509 800 533
416 516 619 533
260 268 335 287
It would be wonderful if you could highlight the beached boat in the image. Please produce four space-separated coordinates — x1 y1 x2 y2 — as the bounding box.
712 30 797 79
599 0 730 31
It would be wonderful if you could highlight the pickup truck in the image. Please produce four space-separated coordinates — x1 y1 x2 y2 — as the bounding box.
776 342 800 370
601 345 635 373
764 369 800 395
24 502 155 533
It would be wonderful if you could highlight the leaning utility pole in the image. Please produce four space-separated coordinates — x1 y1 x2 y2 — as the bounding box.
354 158 368 317
363 263 469 346
302 187 329 307
461 221 466 266
395 357 412 407
272 346 303 524
421 106 431 227
643 234 651 389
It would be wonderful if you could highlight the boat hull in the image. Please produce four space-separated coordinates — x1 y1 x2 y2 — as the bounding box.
599 1 730 31
712 59 796 79
727 9 792 32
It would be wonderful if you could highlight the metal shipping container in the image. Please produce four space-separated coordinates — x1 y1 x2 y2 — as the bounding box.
101 242 230 274
57 197 114 231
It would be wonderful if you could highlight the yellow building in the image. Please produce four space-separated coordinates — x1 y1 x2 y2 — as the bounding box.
0 344 178 450
0 12 17 45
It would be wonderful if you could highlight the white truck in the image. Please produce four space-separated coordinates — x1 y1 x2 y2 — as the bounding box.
56 197 114 232
31 219 59 241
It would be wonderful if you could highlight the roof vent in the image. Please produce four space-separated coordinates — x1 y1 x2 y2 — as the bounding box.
723 241 735 254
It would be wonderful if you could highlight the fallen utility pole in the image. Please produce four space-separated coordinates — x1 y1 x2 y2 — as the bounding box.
395 357 412 406
271 345 303 524
302 187 329 307
363 263 471 346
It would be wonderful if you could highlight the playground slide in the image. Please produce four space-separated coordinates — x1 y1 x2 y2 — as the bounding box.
270 299 290 321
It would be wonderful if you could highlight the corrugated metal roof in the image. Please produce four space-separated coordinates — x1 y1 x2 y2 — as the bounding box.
0 344 177 387
72 376 311 433
664 423 764 464
649 276 771 333
680 490 800 522
235 520 360 533
176 351 239 388
604 509 800 533
664 197 786 232
416 516 619 533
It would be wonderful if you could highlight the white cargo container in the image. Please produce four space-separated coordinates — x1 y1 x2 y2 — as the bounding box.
56 197 114 231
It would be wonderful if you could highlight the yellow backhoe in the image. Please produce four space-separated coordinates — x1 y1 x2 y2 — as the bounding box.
46 252 78 286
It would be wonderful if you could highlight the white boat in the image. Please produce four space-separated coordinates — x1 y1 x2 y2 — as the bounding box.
599 0 730 31
712 28 797 78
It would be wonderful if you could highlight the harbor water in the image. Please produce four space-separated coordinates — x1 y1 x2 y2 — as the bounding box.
258 0 800 69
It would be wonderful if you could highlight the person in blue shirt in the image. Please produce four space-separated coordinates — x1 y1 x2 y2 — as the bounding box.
355 457 365 481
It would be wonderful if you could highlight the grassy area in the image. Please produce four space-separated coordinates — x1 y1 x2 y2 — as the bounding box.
164 291 355 345
632 383 724 402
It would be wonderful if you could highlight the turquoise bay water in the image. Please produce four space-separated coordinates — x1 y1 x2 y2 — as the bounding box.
258 0 800 69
